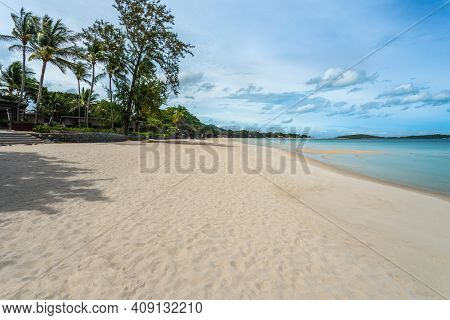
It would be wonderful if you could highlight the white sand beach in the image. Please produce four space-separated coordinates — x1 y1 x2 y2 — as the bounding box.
0 140 449 299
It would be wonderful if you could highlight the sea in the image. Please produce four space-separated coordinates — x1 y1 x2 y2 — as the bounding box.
243 138 450 195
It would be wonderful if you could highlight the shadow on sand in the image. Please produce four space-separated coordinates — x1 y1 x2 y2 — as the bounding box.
0 151 109 215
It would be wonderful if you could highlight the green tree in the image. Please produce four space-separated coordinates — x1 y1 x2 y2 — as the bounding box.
45 92 63 125
0 61 35 97
69 61 90 126
29 15 77 124
0 61 23 96
134 77 168 121
90 100 121 128
79 87 98 121
39 90 78 125
113 0 194 134
172 108 187 131
88 20 126 129
157 106 203 137
201 125 220 138
146 115 163 135
0 8 38 120
80 28 106 127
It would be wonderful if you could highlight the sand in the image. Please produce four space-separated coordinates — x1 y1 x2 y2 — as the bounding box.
0 139 449 299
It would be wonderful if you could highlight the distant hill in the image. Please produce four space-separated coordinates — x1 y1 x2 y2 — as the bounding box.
336 134 450 139
207 124 228 135
399 134 450 139
336 134 383 139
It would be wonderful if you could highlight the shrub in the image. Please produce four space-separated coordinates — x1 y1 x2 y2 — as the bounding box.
34 125 117 134
33 125 51 133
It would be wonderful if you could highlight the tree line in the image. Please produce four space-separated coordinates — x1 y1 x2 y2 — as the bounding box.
0 0 311 139
0 0 193 134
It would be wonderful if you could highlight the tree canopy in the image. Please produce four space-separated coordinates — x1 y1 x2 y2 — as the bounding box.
0 0 194 131
113 0 194 133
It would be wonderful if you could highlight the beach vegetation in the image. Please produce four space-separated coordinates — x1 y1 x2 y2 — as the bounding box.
0 61 35 97
0 0 194 134
80 26 106 127
0 8 39 120
69 61 91 127
112 0 194 134
29 15 78 124
33 124 115 134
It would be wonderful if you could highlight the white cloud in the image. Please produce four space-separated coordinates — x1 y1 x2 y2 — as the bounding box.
288 97 332 114
306 68 378 91
383 90 450 107
347 87 363 93
234 84 263 95
262 105 274 110
292 104 320 114
377 83 420 98
360 102 386 110
228 84 304 106
179 72 204 88
196 82 215 92
326 105 357 116
281 117 293 124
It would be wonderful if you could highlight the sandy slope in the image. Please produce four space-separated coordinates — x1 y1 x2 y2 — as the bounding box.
0 140 448 299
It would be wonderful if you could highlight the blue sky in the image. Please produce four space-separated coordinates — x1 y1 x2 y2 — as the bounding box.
1 0 449 137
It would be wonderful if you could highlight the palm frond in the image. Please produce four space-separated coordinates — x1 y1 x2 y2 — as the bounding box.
50 58 69 74
94 72 106 83
28 13 78 79
28 52 39 61
0 34 15 41
8 44 24 52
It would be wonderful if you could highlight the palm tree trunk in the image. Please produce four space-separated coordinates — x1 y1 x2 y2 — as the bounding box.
123 72 138 135
35 61 47 125
77 79 81 127
109 74 114 130
86 63 95 128
17 45 26 122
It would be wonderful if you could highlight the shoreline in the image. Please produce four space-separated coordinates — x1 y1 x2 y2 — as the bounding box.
234 139 450 201
304 154 450 202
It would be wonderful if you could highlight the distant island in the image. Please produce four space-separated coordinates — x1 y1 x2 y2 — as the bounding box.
211 125 311 139
336 134 382 139
336 134 450 139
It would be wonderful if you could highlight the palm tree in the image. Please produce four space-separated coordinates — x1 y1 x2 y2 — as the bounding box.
78 87 98 124
172 108 187 132
46 93 62 126
29 15 77 124
0 8 38 121
0 62 22 96
105 57 121 102
79 87 98 106
82 32 105 127
88 20 125 129
0 61 34 123
69 61 90 127
0 61 34 96
105 56 123 129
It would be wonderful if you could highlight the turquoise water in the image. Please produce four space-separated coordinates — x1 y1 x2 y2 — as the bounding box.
243 138 450 195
